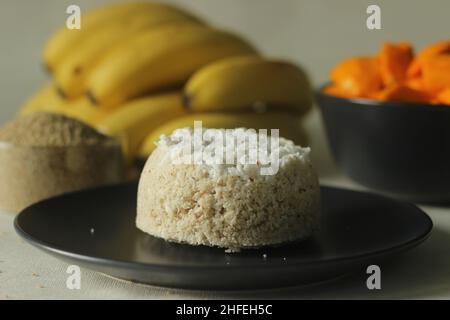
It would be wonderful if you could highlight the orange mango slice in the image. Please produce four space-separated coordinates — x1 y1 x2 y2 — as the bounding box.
435 88 450 105
407 40 450 77
324 84 354 98
330 56 382 98
422 54 450 92
378 42 413 86
406 77 425 91
376 84 430 104
326 40 450 104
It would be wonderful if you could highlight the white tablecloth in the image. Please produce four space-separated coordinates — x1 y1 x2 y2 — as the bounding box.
1 110 450 299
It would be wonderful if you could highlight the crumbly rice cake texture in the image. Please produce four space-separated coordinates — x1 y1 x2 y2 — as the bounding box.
136 129 320 250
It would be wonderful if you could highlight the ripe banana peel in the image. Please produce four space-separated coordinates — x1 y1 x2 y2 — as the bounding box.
86 25 258 109
54 18 204 99
137 112 308 159
44 2 200 72
19 84 108 127
63 98 109 126
96 92 186 162
19 83 66 116
184 55 313 115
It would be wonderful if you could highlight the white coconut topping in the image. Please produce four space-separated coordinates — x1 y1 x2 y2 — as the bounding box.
156 127 311 178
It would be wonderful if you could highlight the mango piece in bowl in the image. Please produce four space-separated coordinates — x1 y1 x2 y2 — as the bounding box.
325 40 450 105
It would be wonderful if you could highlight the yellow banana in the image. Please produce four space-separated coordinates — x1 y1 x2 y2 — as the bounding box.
86 25 258 109
19 86 109 127
19 83 66 116
184 56 313 115
96 92 186 161
63 98 110 126
44 2 199 72
137 112 308 158
55 16 203 99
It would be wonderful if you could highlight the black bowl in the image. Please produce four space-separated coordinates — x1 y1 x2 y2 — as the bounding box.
316 86 450 203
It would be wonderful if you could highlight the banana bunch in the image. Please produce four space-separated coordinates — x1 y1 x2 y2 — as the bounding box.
18 2 313 167
44 1 257 107
136 55 313 158
44 2 203 72
85 25 257 108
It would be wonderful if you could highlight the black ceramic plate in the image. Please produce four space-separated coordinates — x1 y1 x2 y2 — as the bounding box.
14 183 432 290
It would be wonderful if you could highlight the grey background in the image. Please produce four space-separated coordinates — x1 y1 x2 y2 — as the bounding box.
0 0 449 122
